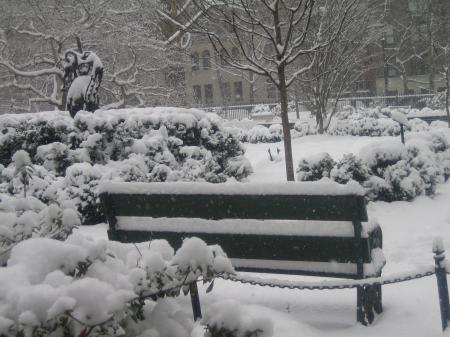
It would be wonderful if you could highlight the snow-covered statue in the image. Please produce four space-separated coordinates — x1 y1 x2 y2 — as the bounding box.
63 50 103 118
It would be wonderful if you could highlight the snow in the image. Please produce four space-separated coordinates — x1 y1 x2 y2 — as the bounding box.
11 150 31 169
67 75 92 101
202 299 274 337
1 116 450 336
116 217 370 238
74 131 450 336
390 110 410 127
7 238 88 283
230 258 380 277
99 180 364 196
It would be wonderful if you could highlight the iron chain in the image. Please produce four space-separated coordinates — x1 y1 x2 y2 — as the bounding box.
220 269 437 290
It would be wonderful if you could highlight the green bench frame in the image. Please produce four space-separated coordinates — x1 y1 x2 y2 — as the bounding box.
100 182 384 325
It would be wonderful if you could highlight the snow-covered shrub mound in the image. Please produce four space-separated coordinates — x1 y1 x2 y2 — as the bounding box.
297 153 336 181
0 234 234 337
250 104 274 120
329 108 400 137
203 299 273 337
0 196 80 265
330 154 371 184
292 120 317 138
0 109 251 224
247 125 282 143
425 92 446 110
297 130 450 201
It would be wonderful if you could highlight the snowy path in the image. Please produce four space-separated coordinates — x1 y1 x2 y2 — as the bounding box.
78 135 450 337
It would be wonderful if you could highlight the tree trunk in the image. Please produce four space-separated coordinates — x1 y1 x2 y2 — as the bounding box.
317 112 324 134
249 72 255 104
76 36 83 53
278 67 295 181
401 74 409 95
446 70 450 128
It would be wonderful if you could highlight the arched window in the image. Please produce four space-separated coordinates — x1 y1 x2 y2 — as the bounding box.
202 50 211 69
191 52 199 71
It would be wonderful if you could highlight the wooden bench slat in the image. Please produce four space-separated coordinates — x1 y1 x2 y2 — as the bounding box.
109 229 372 264
102 194 368 222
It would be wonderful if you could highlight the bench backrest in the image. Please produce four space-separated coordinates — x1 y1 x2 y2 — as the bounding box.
100 182 382 279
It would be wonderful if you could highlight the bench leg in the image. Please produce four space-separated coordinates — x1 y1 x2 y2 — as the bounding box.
357 284 383 325
374 283 383 315
357 286 365 325
189 282 202 321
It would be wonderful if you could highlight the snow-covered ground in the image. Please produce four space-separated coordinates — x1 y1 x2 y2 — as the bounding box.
78 134 450 337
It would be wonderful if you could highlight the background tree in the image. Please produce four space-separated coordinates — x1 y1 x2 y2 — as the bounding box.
381 3 429 95
181 0 355 181
0 0 195 112
298 1 380 134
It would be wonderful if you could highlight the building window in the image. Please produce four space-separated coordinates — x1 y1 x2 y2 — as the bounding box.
233 81 243 101
267 83 278 99
202 50 211 69
191 52 199 71
408 0 429 12
192 85 202 104
221 82 231 102
407 57 428 76
204 84 214 104
384 24 394 45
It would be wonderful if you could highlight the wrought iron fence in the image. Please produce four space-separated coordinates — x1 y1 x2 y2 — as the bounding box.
200 93 436 121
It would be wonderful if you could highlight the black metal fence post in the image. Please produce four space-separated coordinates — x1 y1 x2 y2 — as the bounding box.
433 241 450 331
400 124 405 144
189 282 203 321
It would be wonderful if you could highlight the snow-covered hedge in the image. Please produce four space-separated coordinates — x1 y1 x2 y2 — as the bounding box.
224 123 282 144
297 130 450 201
0 235 234 337
329 108 400 137
297 153 336 182
0 196 80 265
203 300 273 337
0 109 252 224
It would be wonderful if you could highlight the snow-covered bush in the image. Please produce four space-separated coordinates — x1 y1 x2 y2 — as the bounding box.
203 300 273 337
409 118 430 133
247 126 281 143
0 109 251 224
297 131 450 201
250 105 274 120
0 235 233 337
11 150 34 198
292 121 317 138
35 143 72 176
0 196 80 265
330 154 370 184
296 153 336 181
54 163 104 225
425 92 446 110
223 156 253 181
329 108 400 137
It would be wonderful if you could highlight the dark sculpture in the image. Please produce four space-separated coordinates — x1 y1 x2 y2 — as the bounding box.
62 50 103 118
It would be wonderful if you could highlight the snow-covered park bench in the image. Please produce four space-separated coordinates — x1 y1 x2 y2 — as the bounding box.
99 181 384 326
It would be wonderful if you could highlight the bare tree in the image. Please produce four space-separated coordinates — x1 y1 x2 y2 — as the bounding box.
432 29 450 128
380 2 432 95
176 0 355 181
298 1 380 134
0 0 197 112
